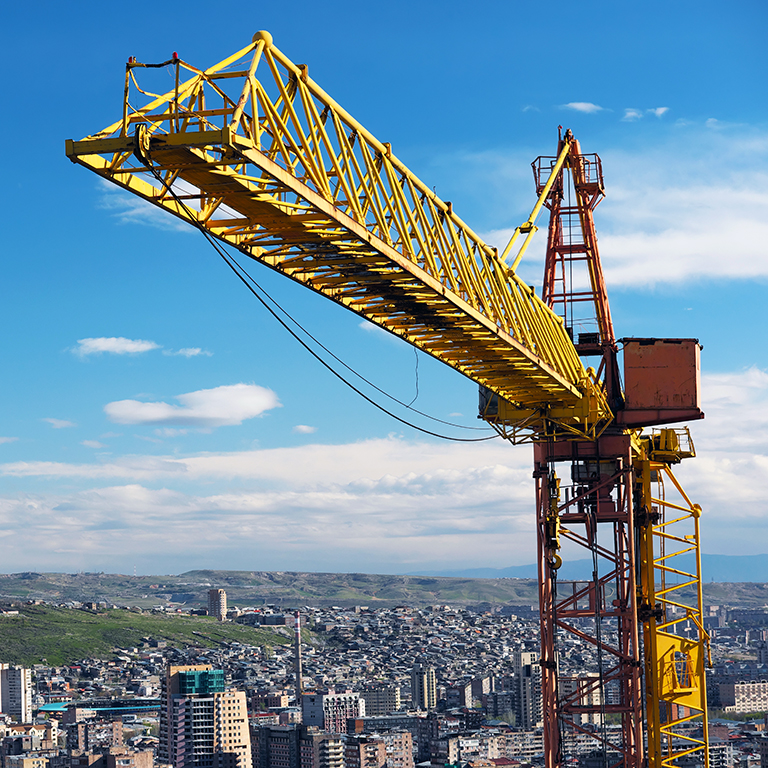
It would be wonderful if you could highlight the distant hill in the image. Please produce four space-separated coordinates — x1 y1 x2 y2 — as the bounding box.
0 604 289 666
0 559 766 612
0 570 540 611
413 554 768 583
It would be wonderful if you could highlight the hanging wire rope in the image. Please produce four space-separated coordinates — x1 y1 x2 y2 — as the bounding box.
142 159 499 443
406 347 420 408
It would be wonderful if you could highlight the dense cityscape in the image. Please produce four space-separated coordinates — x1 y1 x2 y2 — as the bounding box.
1 589 768 768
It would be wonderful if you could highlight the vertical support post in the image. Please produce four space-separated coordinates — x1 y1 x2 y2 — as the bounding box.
174 56 180 134
535 436 644 768
637 446 710 768
536 456 561 768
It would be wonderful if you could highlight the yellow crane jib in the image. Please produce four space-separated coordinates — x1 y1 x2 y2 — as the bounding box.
500 137 571 273
65 31 612 443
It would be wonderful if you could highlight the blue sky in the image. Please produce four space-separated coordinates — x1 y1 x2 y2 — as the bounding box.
1 0 767 575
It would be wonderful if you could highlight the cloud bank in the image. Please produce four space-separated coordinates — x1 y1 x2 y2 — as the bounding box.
1 365 766 572
104 383 280 428
42 418 76 429
75 337 160 356
562 102 604 114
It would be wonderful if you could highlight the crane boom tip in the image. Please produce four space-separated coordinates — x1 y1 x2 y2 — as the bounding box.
252 30 273 47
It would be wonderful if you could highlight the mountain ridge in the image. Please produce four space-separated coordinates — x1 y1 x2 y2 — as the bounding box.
410 554 768 582
0 556 766 610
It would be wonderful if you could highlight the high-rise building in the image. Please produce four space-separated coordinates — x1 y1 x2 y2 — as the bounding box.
0 665 32 723
318 736 344 768
294 612 303 696
410 663 436 711
377 731 414 768
359 685 401 716
344 736 386 768
513 651 542 729
159 664 251 768
559 673 603 725
208 590 228 621
250 725 342 768
301 691 365 734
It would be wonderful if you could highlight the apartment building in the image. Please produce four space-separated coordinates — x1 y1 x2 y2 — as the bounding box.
0 666 33 723
159 664 251 768
208 590 228 622
251 725 340 768
358 687 400 717
719 680 768 713
512 652 542 729
343 737 385 768
301 692 364 735
410 664 436 711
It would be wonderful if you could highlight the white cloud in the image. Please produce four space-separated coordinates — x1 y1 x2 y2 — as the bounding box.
135 435 164 444
623 107 668 122
2 363 768 571
0 439 533 572
42 418 76 429
693 367 768 453
81 440 105 449
97 179 194 232
562 102 604 114
74 337 160 356
0 437 18 445
104 383 281 428
293 425 317 434
597 161 768 286
0 437 515 485
622 108 643 122
4 364 768 570
163 348 213 358
74 337 210 359
672 367 768 553
358 320 405 347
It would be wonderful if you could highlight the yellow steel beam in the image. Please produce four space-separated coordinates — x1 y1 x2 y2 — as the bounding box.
65 31 612 441
501 138 571 271
637 443 709 768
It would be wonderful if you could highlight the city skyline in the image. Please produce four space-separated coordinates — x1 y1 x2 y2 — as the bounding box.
1 1 767 575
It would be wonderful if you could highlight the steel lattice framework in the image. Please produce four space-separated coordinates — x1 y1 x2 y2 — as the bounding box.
530 135 709 768
639 455 710 768
66 32 710 768
66 31 610 442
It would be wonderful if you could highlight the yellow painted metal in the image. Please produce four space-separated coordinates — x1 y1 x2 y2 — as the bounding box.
65 32 612 442
500 139 571 272
64 31 709 768
637 438 710 768
478 364 611 442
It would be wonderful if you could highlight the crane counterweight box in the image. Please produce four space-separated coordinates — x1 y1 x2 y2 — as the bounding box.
618 338 703 428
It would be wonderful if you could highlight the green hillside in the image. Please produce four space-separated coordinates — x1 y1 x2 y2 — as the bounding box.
0 570 540 610
0 570 763 617
0 604 289 666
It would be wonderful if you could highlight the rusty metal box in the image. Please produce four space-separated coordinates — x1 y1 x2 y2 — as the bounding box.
620 338 702 427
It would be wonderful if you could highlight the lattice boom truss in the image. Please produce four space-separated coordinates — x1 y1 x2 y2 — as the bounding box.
66 32 611 440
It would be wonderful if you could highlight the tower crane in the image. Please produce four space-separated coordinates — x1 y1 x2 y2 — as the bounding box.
66 31 710 768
